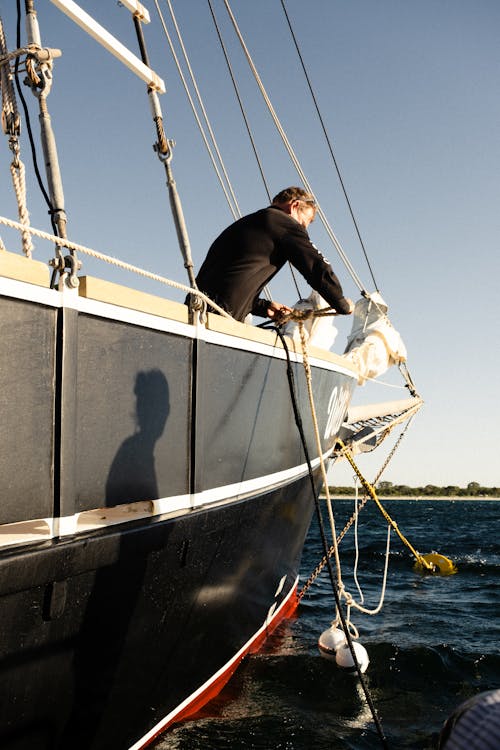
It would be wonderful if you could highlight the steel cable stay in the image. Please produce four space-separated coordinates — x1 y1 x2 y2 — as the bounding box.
11 0 57 233
0 13 33 257
157 0 418 370
9 0 419 392
206 0 422 403
155 0 276 301
205 0 302 299
280 0 379 293
221 0 366 292
7 0 81 285
0 8 433 743
207 0 270 205
217 0 424 407
7 2 420 400
154 0 240 221
158 0 366 292
219 0 424 398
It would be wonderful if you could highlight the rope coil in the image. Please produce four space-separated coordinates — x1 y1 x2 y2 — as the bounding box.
0 19 33 258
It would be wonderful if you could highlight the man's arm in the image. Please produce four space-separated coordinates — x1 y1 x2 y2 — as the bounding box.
251 298 293 320
282 225 353 314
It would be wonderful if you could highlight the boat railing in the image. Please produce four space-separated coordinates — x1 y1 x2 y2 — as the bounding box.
0 216 358 374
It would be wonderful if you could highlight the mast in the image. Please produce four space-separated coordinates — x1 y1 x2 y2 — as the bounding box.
24 0 78 287
48 0 198 291
131 12 198 291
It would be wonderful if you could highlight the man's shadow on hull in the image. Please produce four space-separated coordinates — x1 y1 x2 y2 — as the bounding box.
106 369 170 505
59 369 171 749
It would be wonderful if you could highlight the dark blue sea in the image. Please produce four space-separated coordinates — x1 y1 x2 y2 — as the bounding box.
154 500 499 749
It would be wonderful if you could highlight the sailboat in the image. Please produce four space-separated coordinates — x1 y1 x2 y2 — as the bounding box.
0 2 422 748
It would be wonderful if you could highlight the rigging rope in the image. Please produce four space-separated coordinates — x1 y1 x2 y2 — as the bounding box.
271 321 388 748
206 0 301 300
154 0 241 220
13 0 61 265
0 16 33 257
280 0 379 292
154 1 272 301
222 0 366 293
206 0 270 204
0 214 235 318
296 319 399 619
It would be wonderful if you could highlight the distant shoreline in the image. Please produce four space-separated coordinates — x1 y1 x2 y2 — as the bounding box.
321 495 500 501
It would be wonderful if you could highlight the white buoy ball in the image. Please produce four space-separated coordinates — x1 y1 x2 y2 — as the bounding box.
335 641 369 674
318 627 346 660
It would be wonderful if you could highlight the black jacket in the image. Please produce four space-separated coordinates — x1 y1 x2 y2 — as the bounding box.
195 206 351 322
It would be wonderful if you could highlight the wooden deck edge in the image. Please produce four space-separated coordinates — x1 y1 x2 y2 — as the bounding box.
78 275 190 323
0 250 50 287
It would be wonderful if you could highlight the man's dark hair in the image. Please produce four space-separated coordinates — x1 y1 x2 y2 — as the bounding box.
272 186 316 205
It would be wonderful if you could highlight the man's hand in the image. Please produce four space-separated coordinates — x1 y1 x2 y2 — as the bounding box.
266 301 293 323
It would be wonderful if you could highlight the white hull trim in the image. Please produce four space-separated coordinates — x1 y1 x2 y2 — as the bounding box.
0 449 333 547
0 276 357 376
200 326 357 376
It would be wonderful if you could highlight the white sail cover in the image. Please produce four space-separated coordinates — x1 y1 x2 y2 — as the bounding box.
343 292 407 384
284 291 339 350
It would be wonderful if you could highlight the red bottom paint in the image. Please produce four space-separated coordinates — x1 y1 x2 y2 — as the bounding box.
137 584 299 748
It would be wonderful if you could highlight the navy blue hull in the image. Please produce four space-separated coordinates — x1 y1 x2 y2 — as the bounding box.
0 474 318 750
0 277 357 749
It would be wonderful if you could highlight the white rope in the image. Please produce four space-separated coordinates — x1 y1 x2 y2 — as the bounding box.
0 46 31 67
347 519 392 616
297 320 392 622
10 160 33 258
0 20 33 257
0 215 234 319
352 484 364 603
359 376 408 389
0 28 16 121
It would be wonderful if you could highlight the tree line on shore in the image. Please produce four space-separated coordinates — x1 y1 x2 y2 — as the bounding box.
327 481 499 497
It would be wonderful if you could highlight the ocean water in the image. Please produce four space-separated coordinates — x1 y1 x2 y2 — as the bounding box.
154 500 499 749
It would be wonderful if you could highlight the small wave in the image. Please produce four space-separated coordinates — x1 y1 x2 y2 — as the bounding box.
155 647 500 749
451 555 500 575
361 642 499 685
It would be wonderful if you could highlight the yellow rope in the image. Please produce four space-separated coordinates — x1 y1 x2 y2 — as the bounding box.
297 320 343 588
337 438 435 572
297 323 395 618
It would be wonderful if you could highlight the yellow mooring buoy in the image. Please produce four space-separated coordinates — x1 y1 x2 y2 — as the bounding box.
334 441 457 578
414 552 457 575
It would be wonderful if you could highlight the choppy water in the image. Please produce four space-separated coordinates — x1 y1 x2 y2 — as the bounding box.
155 500 500 749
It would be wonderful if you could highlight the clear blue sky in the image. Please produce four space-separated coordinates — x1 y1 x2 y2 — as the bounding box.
1 1 498 487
